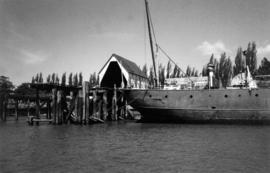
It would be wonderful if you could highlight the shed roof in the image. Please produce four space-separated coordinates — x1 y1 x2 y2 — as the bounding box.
99 54 147 78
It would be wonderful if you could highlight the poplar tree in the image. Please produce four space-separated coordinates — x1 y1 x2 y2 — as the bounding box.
233 47 245 76
68 73 73 86
79 72 83 86
73 73 78 86
257 57 270 75
46 74 51 83
61 73 66 86
142 64 148 77
166 61 172 78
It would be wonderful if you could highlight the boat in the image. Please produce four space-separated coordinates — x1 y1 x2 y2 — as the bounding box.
123 0 270 123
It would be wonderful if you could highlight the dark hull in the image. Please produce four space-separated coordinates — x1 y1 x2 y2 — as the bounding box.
124 88 270 124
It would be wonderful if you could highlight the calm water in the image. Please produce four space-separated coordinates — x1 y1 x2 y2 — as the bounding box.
0 118 269 173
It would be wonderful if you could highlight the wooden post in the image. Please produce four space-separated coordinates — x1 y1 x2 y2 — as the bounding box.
66 91 75 123
15 99 18 121
2 99 7 121
27 99 30 117
92 90 97 119
56 90 63 124
97 95 102 120
35 88 40 125
102 91 108 121
47 100 51 119
82 82 89 124
112 84 118 121
77 90 83 124
0 96 3 121
52 88 57 124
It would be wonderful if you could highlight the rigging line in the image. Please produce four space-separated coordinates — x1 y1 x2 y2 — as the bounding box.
143 1 147 66
148 8 158 46
156 44 194 83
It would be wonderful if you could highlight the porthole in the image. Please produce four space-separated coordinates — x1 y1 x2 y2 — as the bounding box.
149 95 152 98
190 95 193 98
224 94 228 98
165 95 168 98
255 94 259 97
238 94 241 97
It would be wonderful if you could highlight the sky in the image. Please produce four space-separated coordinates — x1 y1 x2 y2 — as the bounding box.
1 0 270 86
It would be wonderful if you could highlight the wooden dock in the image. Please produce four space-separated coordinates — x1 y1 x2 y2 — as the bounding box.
1 82 136 125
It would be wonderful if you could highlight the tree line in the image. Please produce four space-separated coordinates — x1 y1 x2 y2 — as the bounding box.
142 41 270 88
1 41 270 94
31 72 99 87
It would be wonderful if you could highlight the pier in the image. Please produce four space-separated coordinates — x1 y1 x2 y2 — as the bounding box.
0 82 132 125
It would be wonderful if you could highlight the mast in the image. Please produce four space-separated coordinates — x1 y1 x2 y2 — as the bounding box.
145 0 157 87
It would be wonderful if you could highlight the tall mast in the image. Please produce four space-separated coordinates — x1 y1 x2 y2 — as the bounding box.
145 0 157 87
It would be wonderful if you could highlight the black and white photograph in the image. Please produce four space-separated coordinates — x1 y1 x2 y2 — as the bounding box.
0 0 270 172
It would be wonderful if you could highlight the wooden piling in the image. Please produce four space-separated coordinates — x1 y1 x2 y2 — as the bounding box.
52 88 57 124
15 99 18 121
56 90 63 124
0 96 3 121
92 90 97 119
82 82 90 124
77 90 83 124
47 100 51 119
112 84 118 121
102 91 108 121
35 88 40 125
2 99 7 121
27 99 30 117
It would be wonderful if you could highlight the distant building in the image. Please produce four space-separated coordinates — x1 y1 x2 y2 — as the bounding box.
164 77 208 90
255 75 270 88
98 54 148 88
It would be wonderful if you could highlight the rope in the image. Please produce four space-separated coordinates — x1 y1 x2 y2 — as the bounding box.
157 44 194 83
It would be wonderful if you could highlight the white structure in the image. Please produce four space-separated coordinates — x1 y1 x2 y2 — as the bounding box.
164 77 208 90
98 54 148 89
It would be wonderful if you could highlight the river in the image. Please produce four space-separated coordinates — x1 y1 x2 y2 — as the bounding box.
0 118 269 173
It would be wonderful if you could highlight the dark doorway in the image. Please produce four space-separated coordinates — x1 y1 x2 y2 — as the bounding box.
100 62 127 88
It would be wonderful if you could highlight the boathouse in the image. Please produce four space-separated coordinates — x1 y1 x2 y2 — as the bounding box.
99 54 148 88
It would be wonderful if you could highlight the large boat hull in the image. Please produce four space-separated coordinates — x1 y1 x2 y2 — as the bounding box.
124 88 270 124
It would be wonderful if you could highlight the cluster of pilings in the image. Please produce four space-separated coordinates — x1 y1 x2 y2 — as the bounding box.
1 82 133 125
0 93 50 122
21 82 130 125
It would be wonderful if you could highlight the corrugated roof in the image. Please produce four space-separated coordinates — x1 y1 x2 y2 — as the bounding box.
99 54 147 78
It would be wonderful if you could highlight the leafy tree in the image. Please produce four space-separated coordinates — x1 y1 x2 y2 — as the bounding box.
38 72 43 83
68 73 73 86
73 73 78 86
218 53 233 87
149 67 155 88
185 66 192 77
202 65 208 76
14 83 35 95
52 73 56 84
89 72 98 87
31 76 35 84
233 47 245 76
61 73 66 86
55 75 59 84
142 64 148 77
0 76 14 94
257 57 270 75
245 42 257 76
166 61 172 78
158 64 165 87
79 72 83 86
46 74 51 83
35 73 39 83
170 65 178 78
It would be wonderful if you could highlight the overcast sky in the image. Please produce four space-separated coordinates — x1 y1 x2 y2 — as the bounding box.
1 0 270 85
